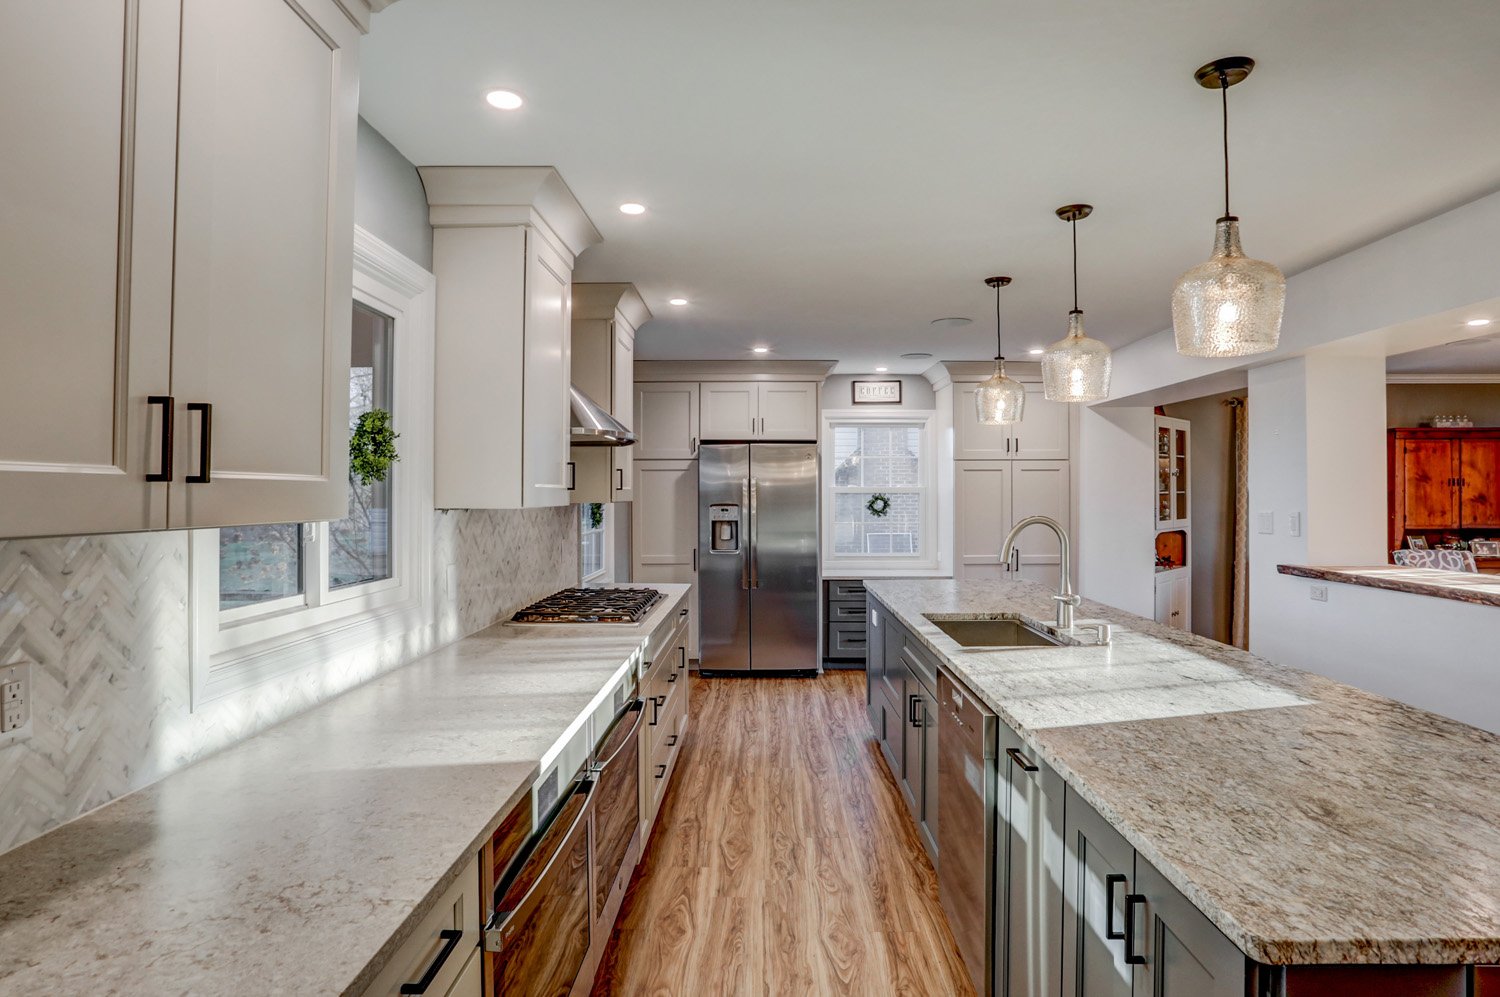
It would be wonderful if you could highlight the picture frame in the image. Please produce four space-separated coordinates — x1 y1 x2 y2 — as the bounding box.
1406 535 1429 550
852 379 902 405
1472 540 1500 557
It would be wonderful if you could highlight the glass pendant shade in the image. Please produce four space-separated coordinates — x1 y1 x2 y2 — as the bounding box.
1041 311 1112 402
976 358 1026 425
1171 217 1285 357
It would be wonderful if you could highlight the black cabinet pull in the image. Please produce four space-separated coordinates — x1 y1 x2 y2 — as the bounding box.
654 763 667 779
1123 892 1146 965
908 694 922 728
1006 747 1039 773
615 467 624 492
399 928 463 994
667 670 678 684
146 396 174 482
566 460 576 490
185 402 212 483
1105 874 1127 940
665 734 678 747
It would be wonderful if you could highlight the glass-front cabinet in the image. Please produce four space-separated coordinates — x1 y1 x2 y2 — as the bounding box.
1155 416 1190 530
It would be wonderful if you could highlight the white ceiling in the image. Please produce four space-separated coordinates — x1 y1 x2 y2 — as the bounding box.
360 0 1500 372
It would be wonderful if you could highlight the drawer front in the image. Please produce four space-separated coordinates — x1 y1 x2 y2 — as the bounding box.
362 855 481 997
827 622 869 659
902 639 938 695
828 580 868 600
828 600 868 622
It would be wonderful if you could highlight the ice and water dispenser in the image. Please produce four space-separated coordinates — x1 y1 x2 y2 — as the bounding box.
708 504 740 552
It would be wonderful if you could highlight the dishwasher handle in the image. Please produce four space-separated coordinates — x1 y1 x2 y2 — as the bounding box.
485 781 592 952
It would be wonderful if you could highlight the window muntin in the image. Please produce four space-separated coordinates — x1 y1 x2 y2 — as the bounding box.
829 424 924 558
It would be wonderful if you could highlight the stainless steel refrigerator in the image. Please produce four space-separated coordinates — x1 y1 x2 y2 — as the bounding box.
698 443 819 673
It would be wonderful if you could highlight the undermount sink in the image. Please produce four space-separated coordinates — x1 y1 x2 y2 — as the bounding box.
924 615 1065 648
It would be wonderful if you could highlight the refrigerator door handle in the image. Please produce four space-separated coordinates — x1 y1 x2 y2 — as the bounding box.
741 478 751 590
750 478 760 589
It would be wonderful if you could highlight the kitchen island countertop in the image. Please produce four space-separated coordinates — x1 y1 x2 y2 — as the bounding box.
866 577 1500 966
0 585 690 996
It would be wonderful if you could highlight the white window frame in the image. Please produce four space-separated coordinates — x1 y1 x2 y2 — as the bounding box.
821 409 941 574
188 228 436 707
580 502 612 585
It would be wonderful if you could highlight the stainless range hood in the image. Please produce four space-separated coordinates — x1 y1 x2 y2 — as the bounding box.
570 384 635 446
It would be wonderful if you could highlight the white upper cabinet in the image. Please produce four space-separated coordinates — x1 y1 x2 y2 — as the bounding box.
700 382 758 440
955 460 1070 588
423 167 602 509
570 283 650 504
700 381 819 441
955 381 1071 461
0 0 368 540
635 383 700 460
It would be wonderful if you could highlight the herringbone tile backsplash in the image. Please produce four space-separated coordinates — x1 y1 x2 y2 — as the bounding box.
0 507 577 854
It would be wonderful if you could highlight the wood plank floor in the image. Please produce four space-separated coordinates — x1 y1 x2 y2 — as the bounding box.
592 671 975 996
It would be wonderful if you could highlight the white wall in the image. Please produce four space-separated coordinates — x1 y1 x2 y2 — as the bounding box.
1388 382 1500 428
1076 405 1157 617
1161 390 1242 643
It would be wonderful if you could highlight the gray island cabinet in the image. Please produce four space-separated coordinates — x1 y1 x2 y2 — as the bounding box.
865 581 1495 997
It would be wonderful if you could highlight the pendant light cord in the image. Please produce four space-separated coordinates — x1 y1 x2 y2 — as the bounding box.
993 283 1003 361
1220 68 1232 219
1071 218 1080 313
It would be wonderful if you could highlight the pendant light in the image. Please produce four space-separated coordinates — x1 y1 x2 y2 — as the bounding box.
975 276 1025 425
1041 204 1112 402
1171 56 1286 358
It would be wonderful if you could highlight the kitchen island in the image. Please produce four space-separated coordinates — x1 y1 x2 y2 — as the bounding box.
866 577 1499 989
0 584 690 996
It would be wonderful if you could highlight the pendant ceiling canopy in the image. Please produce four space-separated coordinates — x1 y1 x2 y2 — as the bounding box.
1171 56 1286 359
975 276 1026 426
1041 204 1112 403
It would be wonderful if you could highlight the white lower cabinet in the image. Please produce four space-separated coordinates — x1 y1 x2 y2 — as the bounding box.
1154 568 1191 630
956 460 1071 589
632 460 700 657
361 855 481 997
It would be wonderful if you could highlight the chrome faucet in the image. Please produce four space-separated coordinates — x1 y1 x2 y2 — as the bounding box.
1001 515 1082 630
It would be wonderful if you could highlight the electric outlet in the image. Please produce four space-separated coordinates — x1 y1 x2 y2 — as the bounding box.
1289 512 1302 537
2 706 23 732
2 681 20 703
1257 512 1275 535
1310 584 1328 602
0 659 32 742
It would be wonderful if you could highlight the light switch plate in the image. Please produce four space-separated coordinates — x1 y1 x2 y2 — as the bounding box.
1257 512 1275 535
1289 512 1302 537
0 658 33 744
1310 584 1328 602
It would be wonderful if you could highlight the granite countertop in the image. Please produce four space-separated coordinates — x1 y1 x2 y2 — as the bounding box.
865 578 1500 966
1279 562 1500 607
0 584 690 996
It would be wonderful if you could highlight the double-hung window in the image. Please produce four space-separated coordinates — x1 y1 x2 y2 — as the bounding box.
580 503 609 583
190 229 435 706
821 410 939 573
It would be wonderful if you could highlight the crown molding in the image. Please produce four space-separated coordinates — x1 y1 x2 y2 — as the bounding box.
419 166 603 262
940 359 1045 383
634 360 836 382
353 226 433 297
574 283 652 329
1387 373 1500 384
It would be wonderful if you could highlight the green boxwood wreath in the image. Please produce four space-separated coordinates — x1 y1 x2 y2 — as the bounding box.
349 409 400 485
865 493 891 518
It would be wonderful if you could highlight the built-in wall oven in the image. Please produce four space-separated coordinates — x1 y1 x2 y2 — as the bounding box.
484 693 645 997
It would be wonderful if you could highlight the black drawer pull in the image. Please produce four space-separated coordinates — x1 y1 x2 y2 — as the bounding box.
665 734 678 747
1105 874 1126 940
1006 747 1039 773
400 929 463 994
146 396 174 481
185 402 212 483
654 763 667 779
908 694 922 728
667 670 678 683
846 637 867 646
1123 892 1146 965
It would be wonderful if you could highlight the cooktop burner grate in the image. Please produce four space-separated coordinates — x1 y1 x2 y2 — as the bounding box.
511 587 664 624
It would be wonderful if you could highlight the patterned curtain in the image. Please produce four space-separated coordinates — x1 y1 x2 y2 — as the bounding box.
1228 398 1250 649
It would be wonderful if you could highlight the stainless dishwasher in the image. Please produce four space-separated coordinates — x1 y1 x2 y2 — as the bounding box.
938 669 998 996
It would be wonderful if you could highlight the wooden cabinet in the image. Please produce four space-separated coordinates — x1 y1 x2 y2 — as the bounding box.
570 284 649 504
956 460 1071 588
634 383 700 460
631 460 699 657
998 724 1065 997
956 381 1071 461
1154 567 1191 631
0 0 363 538
937 668 996 995
700 381 819 441
423 167 601 510
1389 429 1500 550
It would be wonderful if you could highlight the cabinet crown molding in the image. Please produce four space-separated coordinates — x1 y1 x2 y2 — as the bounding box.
941 359 1044 383
575 282 651 329
634 360 835 382
419 166 603 260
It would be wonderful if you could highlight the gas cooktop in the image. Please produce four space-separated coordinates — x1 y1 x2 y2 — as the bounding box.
511 587 664 624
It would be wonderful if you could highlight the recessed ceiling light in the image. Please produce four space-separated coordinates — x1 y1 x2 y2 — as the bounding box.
930 317 973 328
875 366 889 372
668 297 688 306
753 347 770 354
1028 347 1045 355
1467 318 1492 327
900 352 934 360
619 202 646 215
484 89 524 110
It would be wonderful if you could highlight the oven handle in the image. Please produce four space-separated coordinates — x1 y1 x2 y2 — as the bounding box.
484 781 593 952
593 699 645 772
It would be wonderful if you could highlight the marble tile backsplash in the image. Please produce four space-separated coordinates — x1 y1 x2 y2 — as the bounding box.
0 506 576 854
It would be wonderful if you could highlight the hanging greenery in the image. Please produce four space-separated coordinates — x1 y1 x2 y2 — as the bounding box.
587 503 604 529
349 409 400 485
865 493 891 518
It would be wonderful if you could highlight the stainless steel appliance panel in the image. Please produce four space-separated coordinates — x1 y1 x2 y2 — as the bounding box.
748 443 819 671
698 445 751 672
